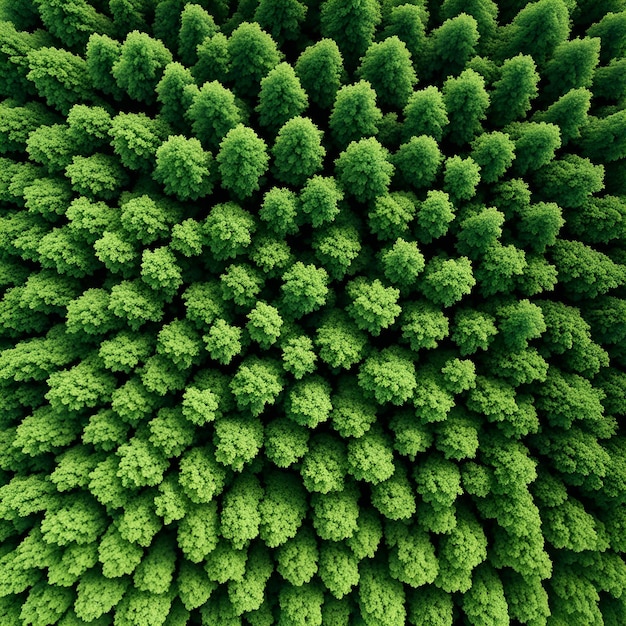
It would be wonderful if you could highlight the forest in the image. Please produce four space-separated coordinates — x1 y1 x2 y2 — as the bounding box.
0 0 626 624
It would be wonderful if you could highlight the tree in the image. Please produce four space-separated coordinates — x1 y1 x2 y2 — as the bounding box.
488 54 539 127
403 86 448 143
470 131 516 183
120 194 179 245
26 46 94 115
586 10 626 63
311 482 360 541
357 36 416 109
592 57 626 103
533 87 592 145
281 333 318 379
550 239 626 300
254 0 307 45
278 582 324 626
440 0 499 44
299 175 344 227
443 156 480 201
108 279 165 330
246 301 283 348
86 33 124 100
264 417 310 467
508 121 562 175
214 414 264 471
153 135 214 201
110 112 169 173
177 3 217 67
381 4 426 66
542 36 601 101
227 21 282 99
329 80 382 147
319 543 360 599
346 508 382 560
400 300 449 352
358 562 407 626
112 31 172 105
256 62 308 134
347 427 395 485
193 32 230 84
315 310 368 370
187 80 243 151
346 277 401 335
259 470 307 547
301 433 348 494
65 153 129 200
428 13 479 79
140 246 183 296
65 288 120 336
285 375 333 428
217 124 269 198
498 0 570 66
407 586 454 626
462 565 509 625
442 68 489 145
155 62 196 133
358 347 417 405
533 154 604 208
177 445 226 506
335 137 394 203
220 472 264 549
280 261 329 318
203 201 256 261
295 39 345 109
391 135 442 191
65 103 111 151
272 116 326 186
580 110 626 163
456 206 505 259
415 190 455 244
320 0 381 68
230 357 284 416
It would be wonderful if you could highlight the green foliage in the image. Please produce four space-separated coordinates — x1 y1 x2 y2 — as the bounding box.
335 136 393 203
227 21 282 99
217 124 269 199
442 68 490 145
329 80 382 148
112 31 172 104
295 39 344 109
392 135 442 191
2 2 626 624
256 62 308 134
272 116 326 186
357 35 416 108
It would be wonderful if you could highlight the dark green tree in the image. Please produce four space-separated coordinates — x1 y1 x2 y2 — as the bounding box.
256 62 308 134
111 31 173 105
187 80 243 151
391 135 442 191
329 80 382 147
227 21 282 99
295 38 345 110
488 54 540 127
320 0 381 68
442 68 490 145
217 124 269 199
428 13 479 79
272 117 326 186
335 137 394 203
254 0 308 45
177 3 217 67
193 32 230 84
357 35 417 109
498 0 570 66
153 135 214 201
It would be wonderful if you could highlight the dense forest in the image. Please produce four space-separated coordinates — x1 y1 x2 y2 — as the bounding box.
1 0 626 624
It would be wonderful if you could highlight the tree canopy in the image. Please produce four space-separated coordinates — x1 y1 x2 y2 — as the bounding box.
1 1 625 624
